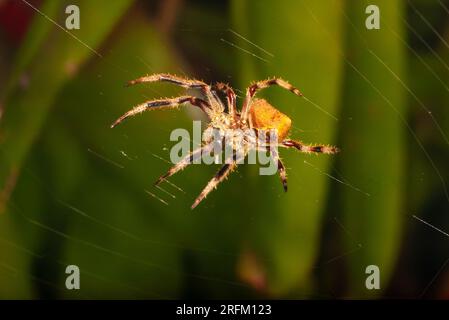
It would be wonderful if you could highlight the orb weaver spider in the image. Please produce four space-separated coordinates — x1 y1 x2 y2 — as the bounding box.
111 73 339 209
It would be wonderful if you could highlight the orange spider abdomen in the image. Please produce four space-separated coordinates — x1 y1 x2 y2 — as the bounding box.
249 98 292 141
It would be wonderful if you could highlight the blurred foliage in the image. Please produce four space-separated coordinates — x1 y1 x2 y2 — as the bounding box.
339 0 405 297
231 0 343 296
0 0 449 299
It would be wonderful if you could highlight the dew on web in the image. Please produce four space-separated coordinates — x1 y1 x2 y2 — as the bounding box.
119 150 137 160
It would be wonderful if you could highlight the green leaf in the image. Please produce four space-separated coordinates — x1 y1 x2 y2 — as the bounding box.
0 211 34 298
339 0 405 296
0 0 134 213
44 12 185 298
0 0 60 101
0 0 133 299
232 0 344 296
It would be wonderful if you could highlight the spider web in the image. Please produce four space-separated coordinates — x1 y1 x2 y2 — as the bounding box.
2 0 449 299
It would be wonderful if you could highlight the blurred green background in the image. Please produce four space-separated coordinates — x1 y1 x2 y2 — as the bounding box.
0 0 448 299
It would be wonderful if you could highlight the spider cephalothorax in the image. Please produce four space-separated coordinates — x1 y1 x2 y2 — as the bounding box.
111 73 339 209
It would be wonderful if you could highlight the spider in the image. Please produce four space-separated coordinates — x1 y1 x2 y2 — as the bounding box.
111 73 339 209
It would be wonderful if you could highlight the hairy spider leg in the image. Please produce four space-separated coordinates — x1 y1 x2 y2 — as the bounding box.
212 82 237 118
269 147 288 192
241 77 303 121
191 162 237 209
155 144 215 185
111 96 210 128
277 158 287 191
190 148 247 209
282 139 339 154
126 73 218 110
112 74 340 208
